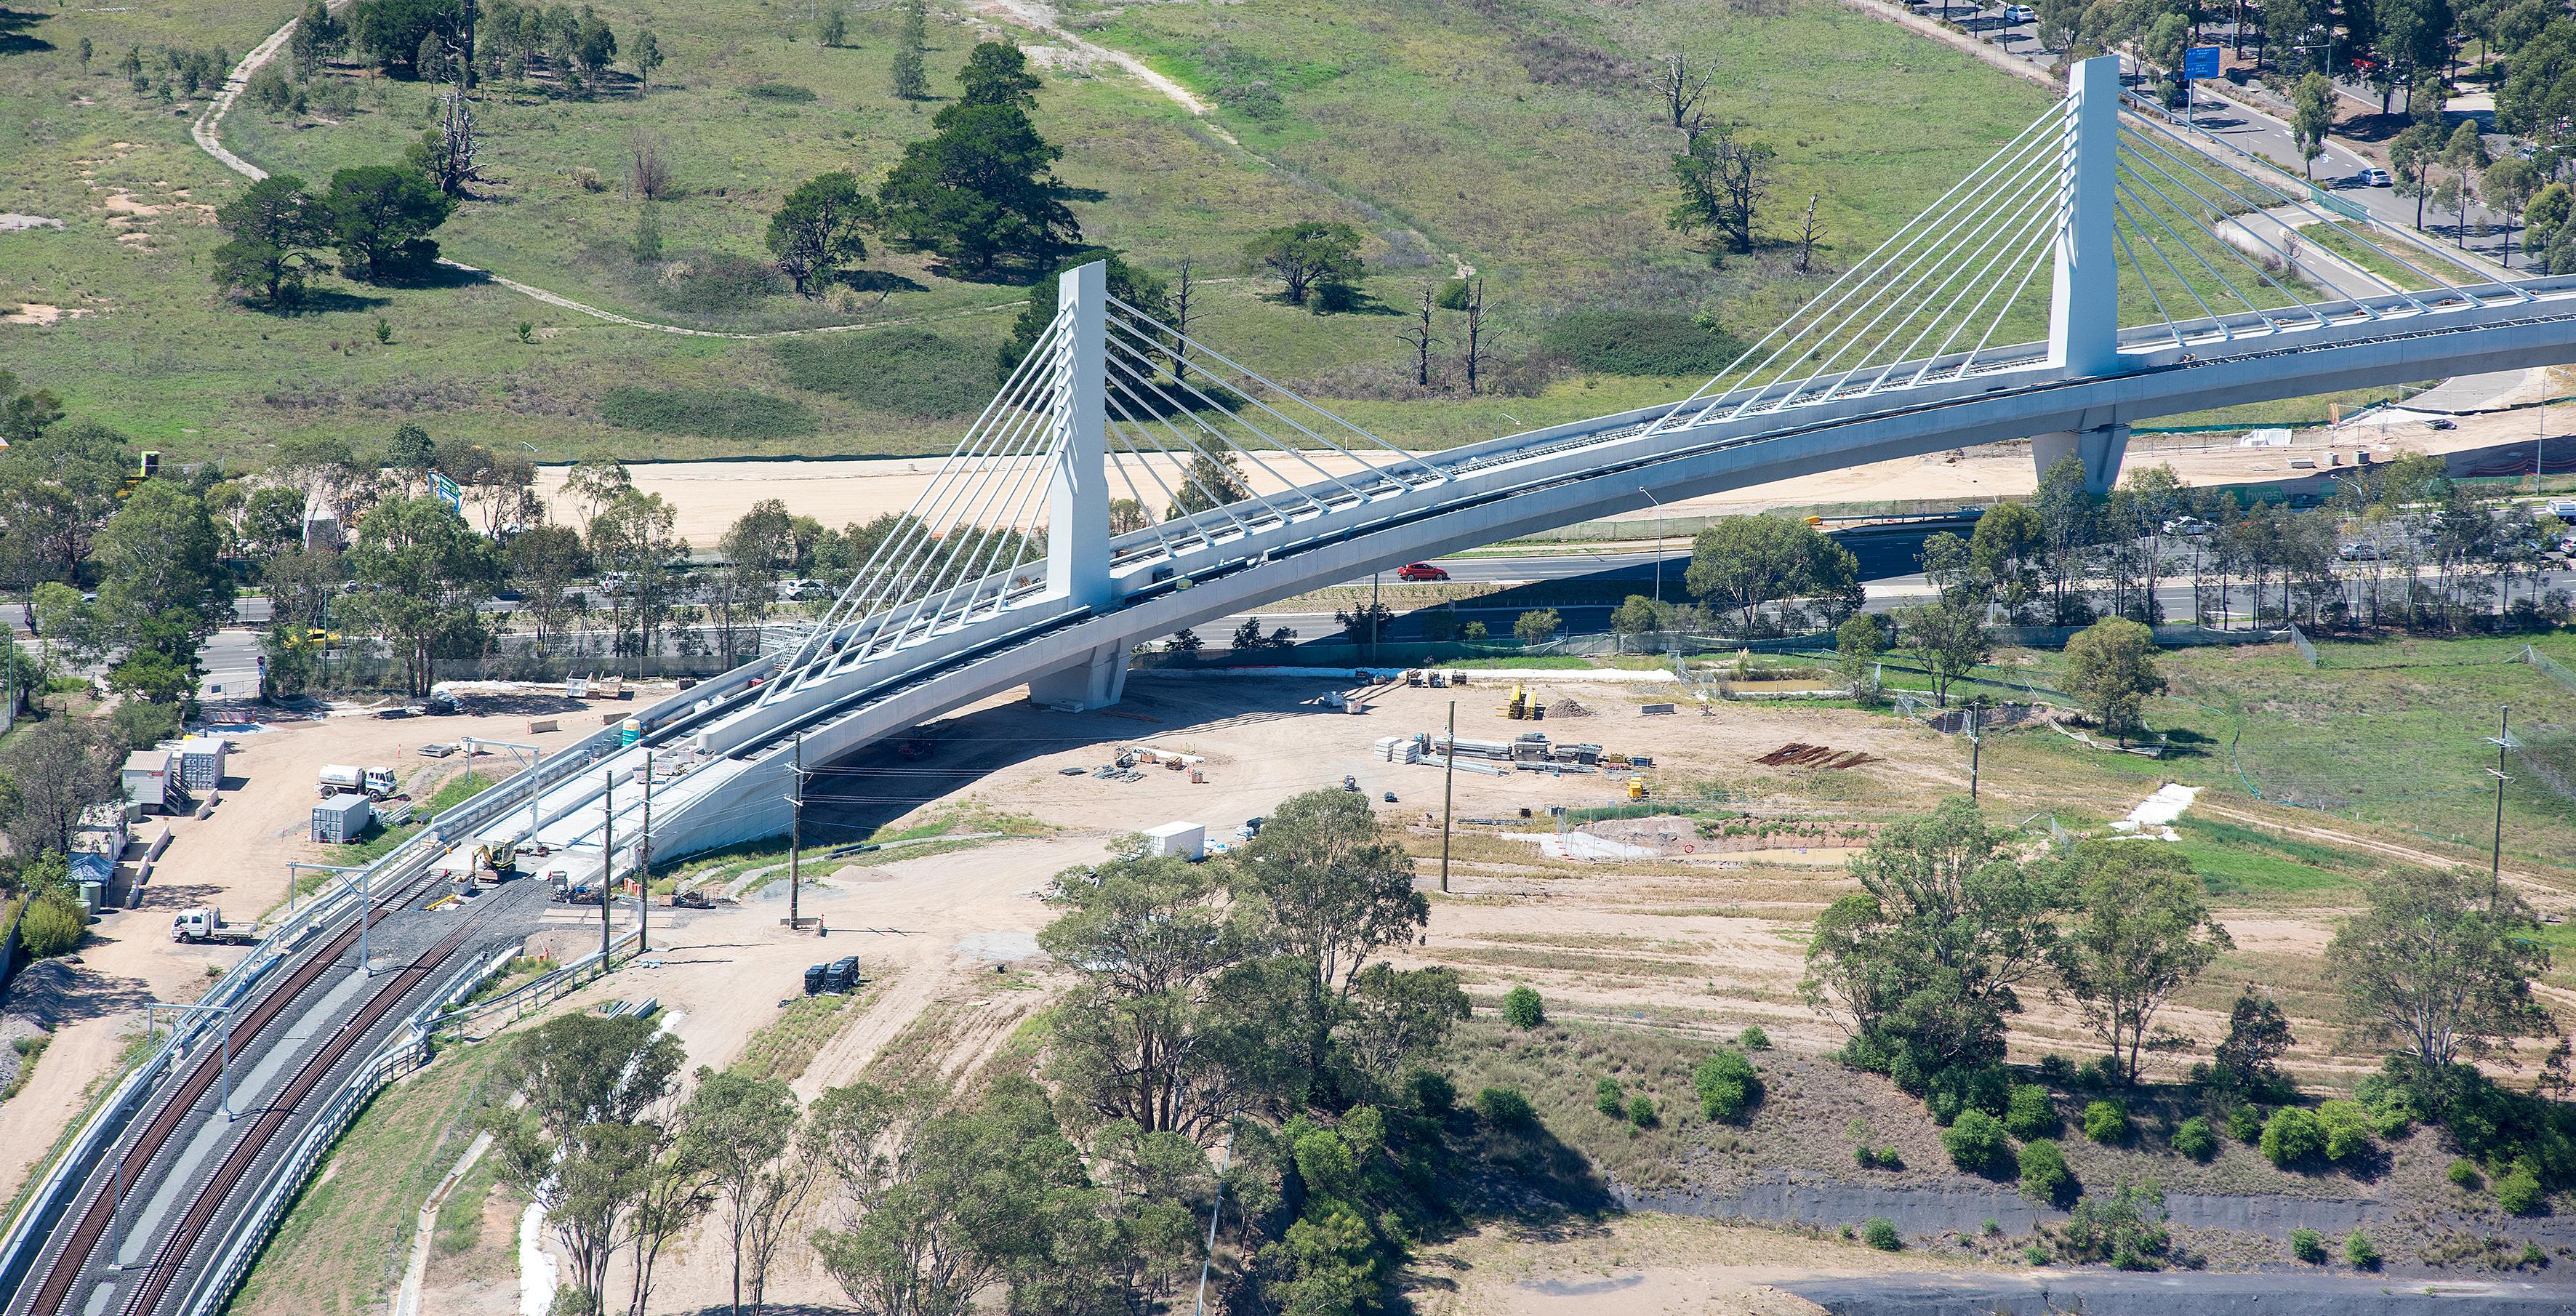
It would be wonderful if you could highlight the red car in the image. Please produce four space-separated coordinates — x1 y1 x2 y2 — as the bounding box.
1395 562 1448 582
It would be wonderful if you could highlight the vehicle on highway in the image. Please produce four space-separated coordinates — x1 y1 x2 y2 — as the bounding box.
2337 541 2382 561
777 577 831 601
2543 498 2576 519
1395 562 1448 581
2361 166 2392 187
2161 515 2215 535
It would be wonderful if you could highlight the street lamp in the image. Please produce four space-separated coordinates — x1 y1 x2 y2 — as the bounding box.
1637 486 1667 606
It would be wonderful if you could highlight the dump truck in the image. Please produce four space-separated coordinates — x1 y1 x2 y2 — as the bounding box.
317 763 398 800
170 907 257 944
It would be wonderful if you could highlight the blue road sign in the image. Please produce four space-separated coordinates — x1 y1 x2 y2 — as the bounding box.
2183 45 2222 79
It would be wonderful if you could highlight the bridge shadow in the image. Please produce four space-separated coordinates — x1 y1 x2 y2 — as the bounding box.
798 678 1368 840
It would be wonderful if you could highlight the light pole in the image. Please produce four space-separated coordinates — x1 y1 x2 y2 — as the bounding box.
1637 486 1667 607
145 1000 236 1116
288 861 375 972
785 735 807 931
1438 699 1457 894
600 769 614 965
637 757 651 955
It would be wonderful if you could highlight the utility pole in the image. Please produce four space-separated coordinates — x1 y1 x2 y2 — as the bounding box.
2488 767 2511 894
601 769 614 965
787 735 805 931
1439 699 1456 894
1967 705 1983 802
638 758 651 955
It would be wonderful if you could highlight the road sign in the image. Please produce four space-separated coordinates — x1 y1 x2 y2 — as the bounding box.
2183 45 2221 79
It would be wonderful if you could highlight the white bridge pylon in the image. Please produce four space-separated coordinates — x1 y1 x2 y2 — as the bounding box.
476 55 2575 865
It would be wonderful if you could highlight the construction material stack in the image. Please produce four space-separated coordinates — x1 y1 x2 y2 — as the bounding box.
1372 736 1424 765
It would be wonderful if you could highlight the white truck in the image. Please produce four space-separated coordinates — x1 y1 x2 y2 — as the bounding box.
171 907 257 943
317 764 398 800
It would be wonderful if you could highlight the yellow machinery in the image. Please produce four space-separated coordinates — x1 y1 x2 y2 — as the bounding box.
1626 777 1648 800
470 838 518 880
1501 684 1529 720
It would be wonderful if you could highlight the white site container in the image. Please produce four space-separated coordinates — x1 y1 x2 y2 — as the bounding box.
123 750 174 814
1142 821 1206 861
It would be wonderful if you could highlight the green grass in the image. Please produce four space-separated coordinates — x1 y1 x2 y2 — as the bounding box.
598 385 816 438
2171 815 2360 899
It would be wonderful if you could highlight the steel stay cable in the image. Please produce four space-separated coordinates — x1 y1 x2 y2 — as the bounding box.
1720 112 2074 420
2119 127 2402 323
1857 157 2072 396
1100 384 1271 545
2120 113 2483 308
1098 349 1321 530
1103 296 1447 489
876 406 1062 659
2112 210 2191 347
1102 414 1245 550
1927 183 2075 382
2114 151 2319 329
2111 187 2231 337
1096 422 1189 561
1643 102 2074 436
2113 174 2270 328
1099 328 1371 510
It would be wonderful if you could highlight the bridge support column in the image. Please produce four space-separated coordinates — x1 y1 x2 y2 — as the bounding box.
1028 641 1130 712
2032 423 2130 494
1047 260 1112 611
2048 55 2122 379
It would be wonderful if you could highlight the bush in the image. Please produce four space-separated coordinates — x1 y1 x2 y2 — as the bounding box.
2226 1104 2266 1143
1499 985 1544 1030
649 251 783 316
1861 1216 1901 1251
2290 1227 2325 1263
2038 1054 2076 1086
1874 1145 1903 1169
598 386 816 439
2345 1229 2380 1269
2495 1161 2548 1215
2261 1107 2325 1168
1626 1095 1658 1128
2174 1115 2218 1162
2316 1099 2375 1165
2005 1084 2058 1139
1595 1078 1625 1118
1407 1069 1454 1112
2522 1241 2548 1267
2083 1099 2130 1145
1539 311 1746 377
1475 1086 1535 1128
772 328 994 418
745 81 817 101
1943 1109 2012 1173
1738 1024 1771 1051
2447 1158 2484 1189
1693 1048 1762 1124
2059 1181 2171 1269
2018 1139 2074 1205
16 894 85 959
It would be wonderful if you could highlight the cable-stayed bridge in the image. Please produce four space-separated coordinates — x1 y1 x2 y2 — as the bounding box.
6 57 2575 1316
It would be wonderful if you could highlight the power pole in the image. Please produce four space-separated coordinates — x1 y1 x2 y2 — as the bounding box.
788 734 805 931
1439 699 1456 894
2488 767 2510 895
638 758 651 955
601 769 614 964
1967 705 1983 802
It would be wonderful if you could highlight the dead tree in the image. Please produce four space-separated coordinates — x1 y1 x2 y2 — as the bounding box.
1458 276 1489 396
1657 55 1710 132
625 127 670 201
421 90 485 196
1168 257 1196 385
1794 194 1823 274
1397 286 1439 388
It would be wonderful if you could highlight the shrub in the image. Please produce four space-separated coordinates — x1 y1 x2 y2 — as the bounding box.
1596 1077 1626 1118
2059 1181 2170 1269
1499 985 1544 1030
1626 1095 1658 1128
2018 1139 2074 1205
2290 1227 2325 1263
2345 1229 2380 1269
2261 1107 2325 1168
772 328 992 417
2174 1115 2218 1162
1861 1216 1901 1251
2495 1161 2548 1215
2522 1241 2548 1267
17 894 85 959
2226 1104 2266 1143
2447 1158 2484 1189
745 81 818 101
1475 1086 1535 1128
2354 1072 2417 1138
598 386 816 439
1875 1145 1903 1169
1539 311 1746 377
2316 1099 2375 1165
650 251 783 316
2038 1054 2075 1086
1738 1024 1771 1051
1693 1048 1761 1124
1943 1109 2012 1173
1405 1069 1454 1112
2005 1084 2058 1139
2083 1099 2130 1145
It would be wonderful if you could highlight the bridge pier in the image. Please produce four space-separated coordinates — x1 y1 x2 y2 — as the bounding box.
2031 423 2130 494
1027 641 1131 712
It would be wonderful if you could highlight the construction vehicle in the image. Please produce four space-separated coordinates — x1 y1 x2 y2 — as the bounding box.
1626 777 1648 800
170 907 257 943
671 888 713 910
317 763 399 800
465 838 518 883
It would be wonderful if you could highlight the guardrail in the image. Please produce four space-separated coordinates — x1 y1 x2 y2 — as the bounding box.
0 713 628 1308
432 926 644 1039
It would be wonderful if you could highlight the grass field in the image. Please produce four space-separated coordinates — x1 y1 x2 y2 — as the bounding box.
9 0 2335 475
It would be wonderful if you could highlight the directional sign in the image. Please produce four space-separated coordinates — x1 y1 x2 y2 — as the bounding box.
2183 45 2222 79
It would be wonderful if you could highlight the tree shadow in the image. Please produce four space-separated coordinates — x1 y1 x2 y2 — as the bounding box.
0 7 55 54
248 287 396 316
833 268 927 295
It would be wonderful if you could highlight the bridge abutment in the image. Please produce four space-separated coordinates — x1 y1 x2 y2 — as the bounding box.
1027 641 1131 712
2031 422 2130 494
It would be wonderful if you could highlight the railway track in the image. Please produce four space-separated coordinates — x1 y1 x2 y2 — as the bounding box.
16 865 446 1316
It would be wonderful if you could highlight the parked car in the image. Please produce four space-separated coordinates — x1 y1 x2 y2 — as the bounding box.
2001 4 2037 20
2161 515 2215 536
2361 166 2393 187
2543 499 2576 519
2425 417 2456 430
1395 562 1449 582
2337 541 2381 561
